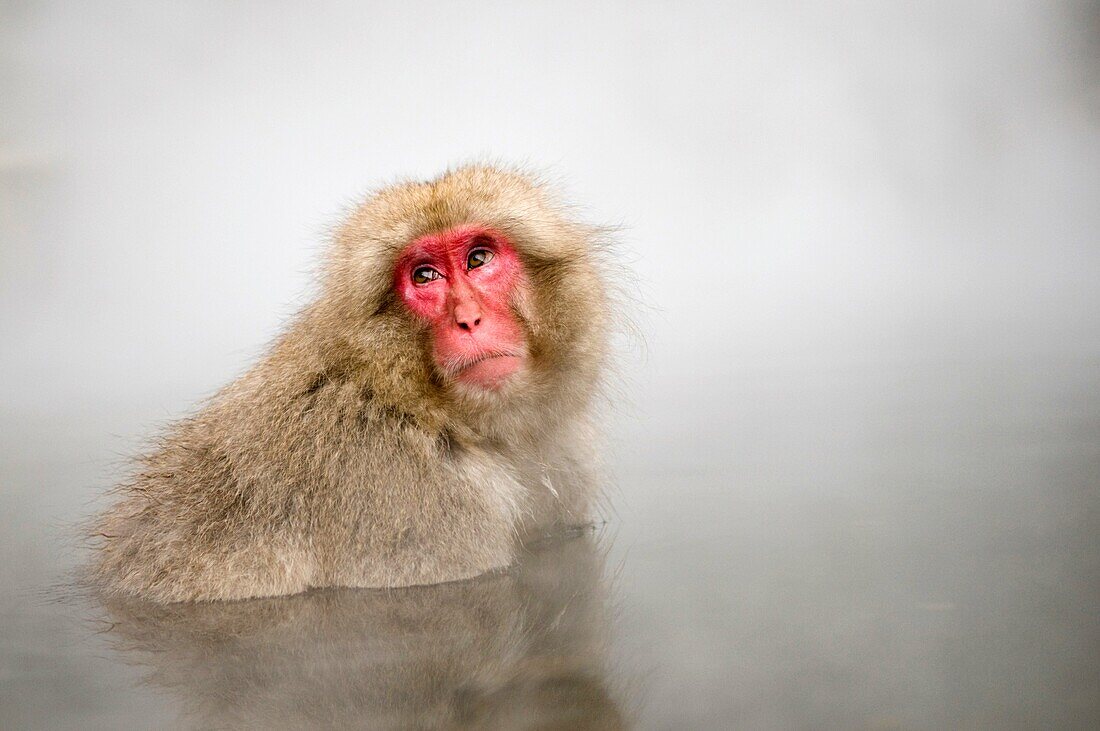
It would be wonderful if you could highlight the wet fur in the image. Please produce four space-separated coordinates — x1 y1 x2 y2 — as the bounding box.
88 165 613 602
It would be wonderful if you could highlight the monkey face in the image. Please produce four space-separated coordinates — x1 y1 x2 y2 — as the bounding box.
394 224 530 390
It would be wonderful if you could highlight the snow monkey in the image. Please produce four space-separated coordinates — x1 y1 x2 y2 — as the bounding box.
89 165 615 603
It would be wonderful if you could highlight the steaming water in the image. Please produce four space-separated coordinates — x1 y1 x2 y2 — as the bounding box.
3 2 1099 728
2 357 1097 728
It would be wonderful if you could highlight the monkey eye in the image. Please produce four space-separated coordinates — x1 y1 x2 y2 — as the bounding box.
412 266 442 285
466 248 494 270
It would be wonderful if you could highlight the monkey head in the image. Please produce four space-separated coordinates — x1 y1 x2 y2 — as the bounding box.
318 165 612 432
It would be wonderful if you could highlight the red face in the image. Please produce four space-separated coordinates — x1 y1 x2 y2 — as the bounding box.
394 225 528 390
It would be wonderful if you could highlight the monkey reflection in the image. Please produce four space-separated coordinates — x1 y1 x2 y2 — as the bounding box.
97 530 626 730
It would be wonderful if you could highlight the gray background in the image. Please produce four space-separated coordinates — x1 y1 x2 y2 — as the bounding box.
2 2 1099 728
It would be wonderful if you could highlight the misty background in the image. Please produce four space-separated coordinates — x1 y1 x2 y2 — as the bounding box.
2 2 1099 728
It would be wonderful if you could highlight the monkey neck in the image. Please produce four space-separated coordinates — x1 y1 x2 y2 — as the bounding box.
451 382 593 452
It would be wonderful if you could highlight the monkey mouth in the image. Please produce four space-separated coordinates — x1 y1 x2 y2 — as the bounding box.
447 349 527 388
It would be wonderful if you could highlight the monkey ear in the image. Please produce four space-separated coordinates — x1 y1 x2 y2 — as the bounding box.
323 208 421 319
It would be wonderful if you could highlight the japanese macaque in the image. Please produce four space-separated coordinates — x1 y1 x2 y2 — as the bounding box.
88 164 614 603
97 531 626 729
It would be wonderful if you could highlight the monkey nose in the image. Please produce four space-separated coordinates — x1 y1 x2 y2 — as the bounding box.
453 302 482 332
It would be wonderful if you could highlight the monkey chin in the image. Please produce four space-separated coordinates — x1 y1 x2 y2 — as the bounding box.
453 354 526 390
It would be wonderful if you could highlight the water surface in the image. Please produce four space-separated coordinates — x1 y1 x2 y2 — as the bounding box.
2 358 1097 729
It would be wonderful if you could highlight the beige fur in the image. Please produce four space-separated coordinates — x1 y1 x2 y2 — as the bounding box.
88 164 613 602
